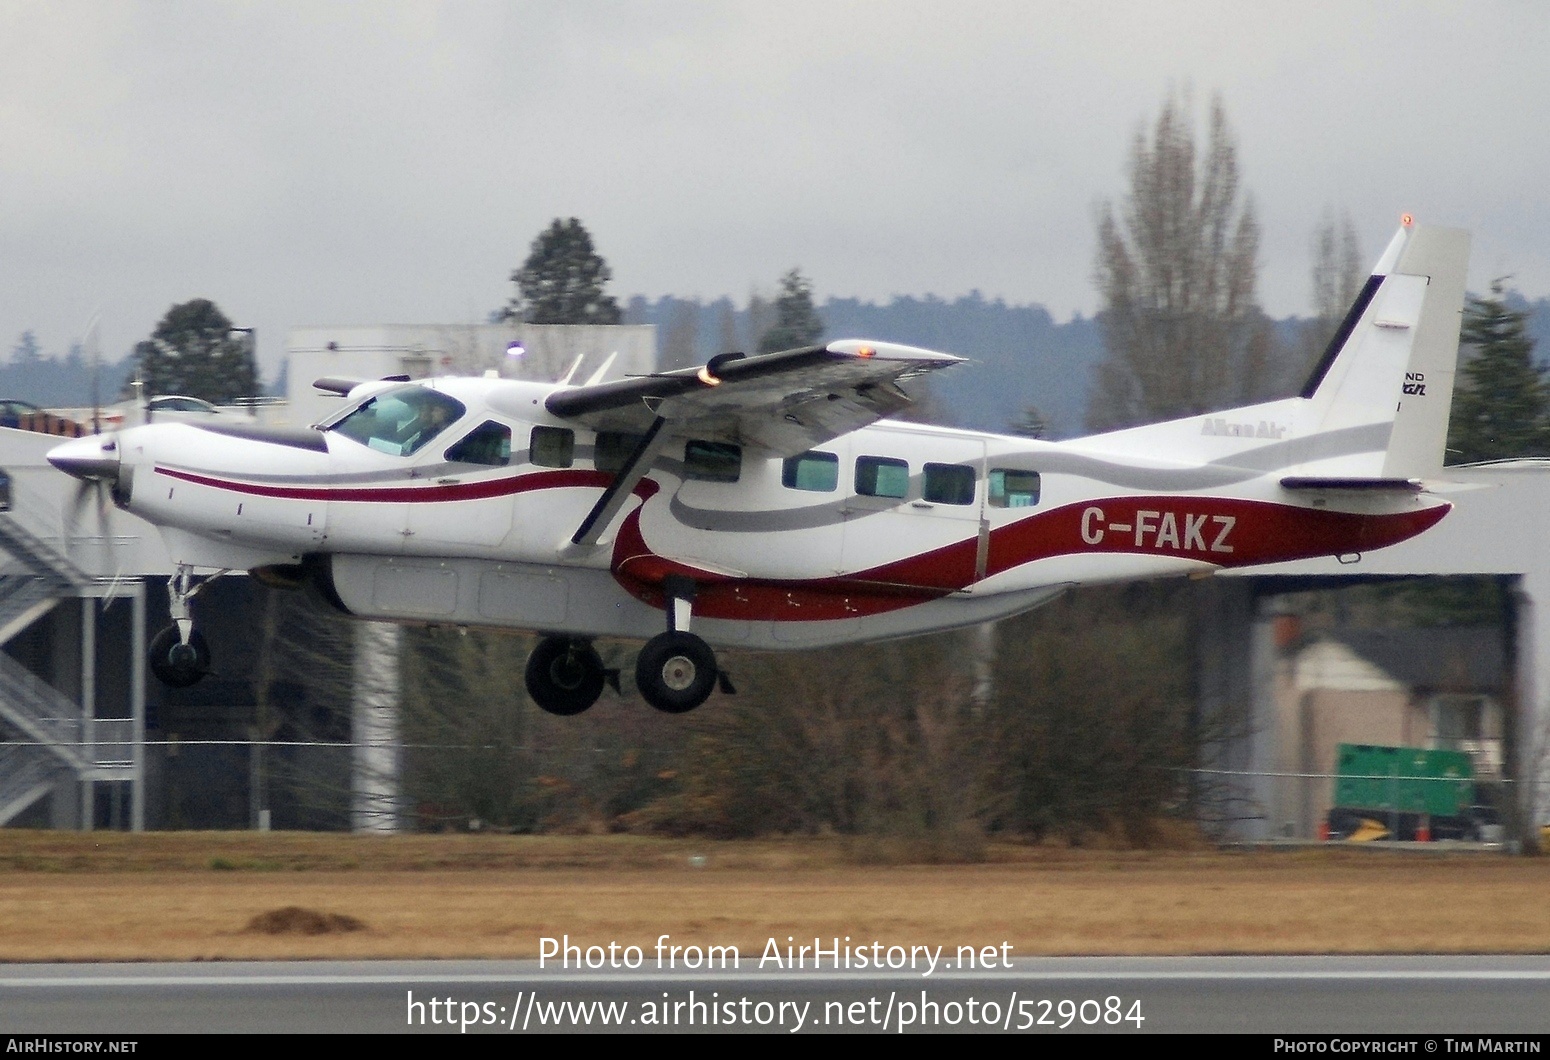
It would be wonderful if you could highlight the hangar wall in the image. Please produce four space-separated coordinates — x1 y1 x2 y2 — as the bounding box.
1224 459 1550 843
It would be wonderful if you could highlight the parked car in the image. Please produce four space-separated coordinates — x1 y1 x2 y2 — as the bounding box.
144 395 256 424
0 399 87 436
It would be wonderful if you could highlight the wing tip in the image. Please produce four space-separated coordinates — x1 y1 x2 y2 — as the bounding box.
825 339 965 363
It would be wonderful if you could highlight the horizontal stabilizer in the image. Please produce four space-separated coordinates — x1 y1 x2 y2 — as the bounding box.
1280 476 1423 493
312 377 362 396
313 374 412 396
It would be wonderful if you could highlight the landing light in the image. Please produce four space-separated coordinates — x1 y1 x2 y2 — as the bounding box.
506 341 525 358
857 346 875 358
1401 213 1414 228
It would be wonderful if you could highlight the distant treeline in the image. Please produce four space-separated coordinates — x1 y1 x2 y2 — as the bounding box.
623 292 1103 437
624 291 1550 439
9 291 1550 432
0 353 136 409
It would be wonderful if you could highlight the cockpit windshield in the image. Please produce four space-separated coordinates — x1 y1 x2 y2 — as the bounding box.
326 386 467 457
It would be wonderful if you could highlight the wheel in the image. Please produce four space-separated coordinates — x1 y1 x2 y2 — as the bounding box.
149 625 210 688
524 637 605 716
635 631 717 714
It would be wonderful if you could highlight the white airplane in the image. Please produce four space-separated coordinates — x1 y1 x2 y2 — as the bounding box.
48 219 1468 715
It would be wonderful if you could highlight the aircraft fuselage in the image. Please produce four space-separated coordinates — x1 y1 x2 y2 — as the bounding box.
92 376 1447 652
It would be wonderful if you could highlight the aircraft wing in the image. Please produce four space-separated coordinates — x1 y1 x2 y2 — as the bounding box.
543 340 963 456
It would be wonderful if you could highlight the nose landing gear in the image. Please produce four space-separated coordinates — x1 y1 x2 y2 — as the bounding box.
148 625 211 688
148 564 221 688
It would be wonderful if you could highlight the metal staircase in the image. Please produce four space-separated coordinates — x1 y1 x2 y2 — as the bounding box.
0 479 145 829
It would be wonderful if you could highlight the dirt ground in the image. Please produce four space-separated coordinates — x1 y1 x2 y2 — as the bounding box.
2 832 1547 962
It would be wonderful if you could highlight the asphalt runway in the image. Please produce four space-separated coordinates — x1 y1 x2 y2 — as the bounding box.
4 956 1550 1034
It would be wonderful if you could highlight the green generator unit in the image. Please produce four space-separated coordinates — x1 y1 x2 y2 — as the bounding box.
1326 743 1489 841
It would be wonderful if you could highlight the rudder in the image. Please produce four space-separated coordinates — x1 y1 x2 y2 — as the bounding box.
1381 226 1469 478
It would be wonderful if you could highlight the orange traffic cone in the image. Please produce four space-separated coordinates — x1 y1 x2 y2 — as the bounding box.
1416 817 1431 843
1318 820 1331 842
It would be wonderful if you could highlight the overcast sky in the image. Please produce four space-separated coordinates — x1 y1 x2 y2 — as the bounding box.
3 1 1548 376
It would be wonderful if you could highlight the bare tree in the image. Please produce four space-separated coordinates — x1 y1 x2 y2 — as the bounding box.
1089 92 1267 430
1311 210 1365 325
745 290 773 355
1292 210 1367 390
633 634 989 859
715 301 738 355
986 583 1195 847
661 300 701 371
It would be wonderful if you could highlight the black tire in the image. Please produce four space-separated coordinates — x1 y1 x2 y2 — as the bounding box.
149 625 210 688
635 631 717 714
525 637 605 716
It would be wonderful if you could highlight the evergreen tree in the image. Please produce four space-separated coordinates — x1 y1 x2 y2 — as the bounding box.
1010 405 1048 439
756 269 824 353
504 218 621 325
131 299 256 404
11 330 43 366
1446 280 1550 464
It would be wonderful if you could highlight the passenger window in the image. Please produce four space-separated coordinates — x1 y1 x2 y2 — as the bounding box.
684 440 742 483
923 463 975 505
856 456 909 499
530 425 574 468
595 431 645 474
989 469 1040 508
782 451 839 492
446 421 512 466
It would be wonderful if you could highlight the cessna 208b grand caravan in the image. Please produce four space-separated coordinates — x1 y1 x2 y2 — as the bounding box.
48 220 1468 715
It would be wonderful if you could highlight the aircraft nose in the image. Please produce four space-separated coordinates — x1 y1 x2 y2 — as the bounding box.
47 435 121 483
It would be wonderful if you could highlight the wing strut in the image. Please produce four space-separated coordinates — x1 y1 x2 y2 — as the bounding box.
570 416 670 548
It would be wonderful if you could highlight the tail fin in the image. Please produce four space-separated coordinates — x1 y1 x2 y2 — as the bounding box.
1297 220 1470 479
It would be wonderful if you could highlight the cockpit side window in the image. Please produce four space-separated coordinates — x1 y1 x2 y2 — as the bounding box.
445 421 512 466
328 387 467 457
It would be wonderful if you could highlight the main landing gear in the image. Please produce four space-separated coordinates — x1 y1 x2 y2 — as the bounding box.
525 637 610 716
522 579 734 716
635 630 718 714
634 577 732 715
149 564 218 688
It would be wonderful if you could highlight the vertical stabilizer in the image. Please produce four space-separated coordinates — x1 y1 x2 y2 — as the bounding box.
1294 221 1469 479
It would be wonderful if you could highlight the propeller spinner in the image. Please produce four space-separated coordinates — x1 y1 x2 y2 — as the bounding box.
47 435 121 485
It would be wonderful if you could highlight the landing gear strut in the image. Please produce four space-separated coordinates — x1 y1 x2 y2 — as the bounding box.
635 577 728 714
149 563 217 688
525 636 608 716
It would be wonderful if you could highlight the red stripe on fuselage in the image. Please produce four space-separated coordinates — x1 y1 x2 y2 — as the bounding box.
611 496 1451 622
155 465 624 502
153 464 1449 624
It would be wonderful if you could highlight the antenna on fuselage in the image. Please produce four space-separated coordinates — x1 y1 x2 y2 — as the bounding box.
556 354 585 386
582 352 617 387
82 309 102 434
